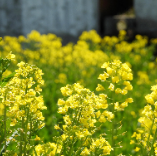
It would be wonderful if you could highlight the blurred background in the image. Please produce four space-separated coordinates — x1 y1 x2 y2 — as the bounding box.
1 0 157 44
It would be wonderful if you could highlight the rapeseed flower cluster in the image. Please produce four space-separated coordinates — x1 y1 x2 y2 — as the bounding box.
96 60 133 155
97 60 133 111
0 53 47 155
8 61 46 126
79 30 101 44
34 83 113 155
33 60 133 156
131 84 157 155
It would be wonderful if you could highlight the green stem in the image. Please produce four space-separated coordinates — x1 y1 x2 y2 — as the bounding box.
29 118 32 144
4 104 6 153
140 142 144 156
110 90 116 156
19 117 24 156
146 117 155 153
23 82 29 156
24 107 29 156
0 59 3 82
149 122 157 156
111 110 115 156
69 133 76 156
74 136 89 156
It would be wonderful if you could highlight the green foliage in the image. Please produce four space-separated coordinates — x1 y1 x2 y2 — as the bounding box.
1 30 157 155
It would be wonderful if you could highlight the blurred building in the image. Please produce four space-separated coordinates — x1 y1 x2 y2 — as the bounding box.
0 0 98 41
5 0 157 42
134 0 157 37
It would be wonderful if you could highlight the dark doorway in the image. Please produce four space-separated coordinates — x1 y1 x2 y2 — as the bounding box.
99 0 133 35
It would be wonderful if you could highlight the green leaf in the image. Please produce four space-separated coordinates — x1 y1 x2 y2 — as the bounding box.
2 72 15 82
0 72 15 87
2 59 11 74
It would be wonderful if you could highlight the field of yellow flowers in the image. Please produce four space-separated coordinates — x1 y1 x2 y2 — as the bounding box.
1 30 157 155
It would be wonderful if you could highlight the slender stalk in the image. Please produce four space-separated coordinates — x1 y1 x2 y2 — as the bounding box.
34 148 38 156
3 91 8 154
3 104 6 153
139 142 144 156
109 86 115 156
23 82 29 156
24 107 29 156
0 59 3 82
19 117 24 156
74 136 89 156
69 133 77 156
146 117 155 153
69 139 75 156
29 117 32 144
111 103 115 156
149 121 157 156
